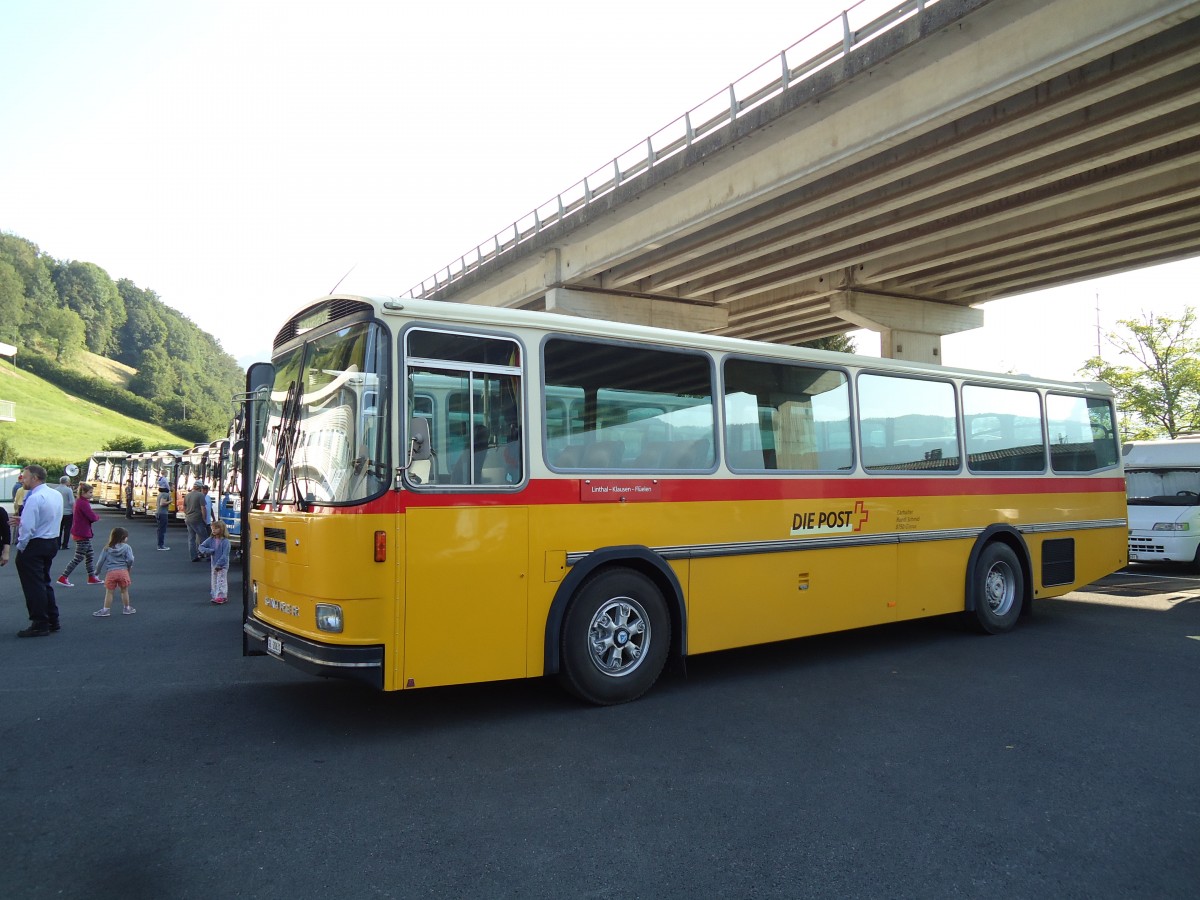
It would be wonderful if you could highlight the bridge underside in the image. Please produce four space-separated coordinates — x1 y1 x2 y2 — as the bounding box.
423 0 1200 362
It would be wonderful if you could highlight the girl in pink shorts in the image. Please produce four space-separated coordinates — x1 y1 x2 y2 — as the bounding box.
92 527 136 617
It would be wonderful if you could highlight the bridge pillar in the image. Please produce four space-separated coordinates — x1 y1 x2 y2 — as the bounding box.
830 292 983 364
545 287 728 332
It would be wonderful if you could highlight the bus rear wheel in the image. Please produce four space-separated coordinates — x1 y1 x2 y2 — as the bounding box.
969 542 1024 634
559 567 670 705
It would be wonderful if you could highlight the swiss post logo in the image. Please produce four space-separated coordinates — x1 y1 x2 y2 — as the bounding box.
790 500 869 535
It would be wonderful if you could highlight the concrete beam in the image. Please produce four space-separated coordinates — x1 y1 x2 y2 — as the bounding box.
545 288 728 331
831 291 984 364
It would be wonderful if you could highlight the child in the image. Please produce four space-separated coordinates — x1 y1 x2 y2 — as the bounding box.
92 526 136 617
198 520 231 605
57 483 102 587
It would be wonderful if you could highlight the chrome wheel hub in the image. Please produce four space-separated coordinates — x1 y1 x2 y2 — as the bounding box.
588 596 650 677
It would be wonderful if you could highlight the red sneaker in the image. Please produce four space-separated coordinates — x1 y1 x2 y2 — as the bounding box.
87 575 103 585
56 576 73 587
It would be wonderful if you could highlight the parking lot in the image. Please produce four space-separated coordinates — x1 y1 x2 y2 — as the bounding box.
2 508 1198 899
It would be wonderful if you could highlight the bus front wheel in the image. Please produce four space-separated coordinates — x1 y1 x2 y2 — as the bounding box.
559 567 670 705
968 542 1024 634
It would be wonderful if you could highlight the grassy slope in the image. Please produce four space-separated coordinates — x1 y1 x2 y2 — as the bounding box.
0 355 190 466
79 350 136 388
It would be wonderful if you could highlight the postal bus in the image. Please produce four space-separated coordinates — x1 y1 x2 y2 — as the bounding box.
85 451 129 508
177 443 212 516
211 431 246 550
241 295 1127 704
181 432 244 547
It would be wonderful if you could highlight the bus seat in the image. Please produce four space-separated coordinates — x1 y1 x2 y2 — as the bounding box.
582 440 624 468
665 439 711 469
555 445 582 468
478 448 508 484
633 441 670 468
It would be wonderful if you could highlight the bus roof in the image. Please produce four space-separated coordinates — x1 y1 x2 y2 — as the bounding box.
273 293 1114 396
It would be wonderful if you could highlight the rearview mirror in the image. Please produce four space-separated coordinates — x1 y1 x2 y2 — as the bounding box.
405 417 433 485
408 417 431 461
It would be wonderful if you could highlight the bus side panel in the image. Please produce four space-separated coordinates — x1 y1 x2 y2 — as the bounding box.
688 544 898 654
894 539 974 619
404 506 529 689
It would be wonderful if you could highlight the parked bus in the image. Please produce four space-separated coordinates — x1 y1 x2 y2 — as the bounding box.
177 443 212 515
241 295 1128 704
125 451 151 514
211 434 245 550
1124 435 1200 570
123 449 183 516
85 451 129 507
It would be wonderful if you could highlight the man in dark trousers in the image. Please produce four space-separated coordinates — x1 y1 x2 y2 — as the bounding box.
13 465 64 637
184 482 208 562
53 476 74 549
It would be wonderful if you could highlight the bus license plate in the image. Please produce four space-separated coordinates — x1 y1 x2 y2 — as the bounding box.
267 636 283 656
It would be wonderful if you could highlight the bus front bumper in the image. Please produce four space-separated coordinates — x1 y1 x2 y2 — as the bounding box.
244 618 384 689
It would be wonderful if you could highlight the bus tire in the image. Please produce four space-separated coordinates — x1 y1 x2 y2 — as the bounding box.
969 542 1024 634
559 567 670 705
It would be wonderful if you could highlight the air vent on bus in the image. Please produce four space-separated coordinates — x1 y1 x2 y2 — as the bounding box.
264 526 287 554
273 299 372 348
1041 538 1075 586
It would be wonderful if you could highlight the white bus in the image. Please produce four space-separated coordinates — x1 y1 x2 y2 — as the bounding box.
1124 435 1200 570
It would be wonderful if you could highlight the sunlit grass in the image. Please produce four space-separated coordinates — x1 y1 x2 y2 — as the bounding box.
0 360 188 466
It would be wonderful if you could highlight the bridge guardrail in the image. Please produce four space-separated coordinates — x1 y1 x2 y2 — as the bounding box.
403 0 941 300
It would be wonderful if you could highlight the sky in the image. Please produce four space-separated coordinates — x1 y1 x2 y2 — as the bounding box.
2 0 1196 380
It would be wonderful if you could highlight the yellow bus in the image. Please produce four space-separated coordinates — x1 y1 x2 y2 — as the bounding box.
242 295 1127 704
177 443 212 515
84 451 129 508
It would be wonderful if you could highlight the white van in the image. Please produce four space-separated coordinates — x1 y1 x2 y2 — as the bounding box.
1124 435 1200 570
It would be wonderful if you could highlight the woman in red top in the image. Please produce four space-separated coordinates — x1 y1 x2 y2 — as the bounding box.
56 483 102 587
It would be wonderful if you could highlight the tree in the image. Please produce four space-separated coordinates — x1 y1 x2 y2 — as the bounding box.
37 305 86 362
115 279 169 365
801 333 857 354
0 233 57 308
0 261 24 342
52 260 126 354
1079 307 1200 439
129 347 180 403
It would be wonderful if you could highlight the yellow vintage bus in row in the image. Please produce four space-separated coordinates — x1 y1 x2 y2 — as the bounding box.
241 295 1127 704
84 450 129 508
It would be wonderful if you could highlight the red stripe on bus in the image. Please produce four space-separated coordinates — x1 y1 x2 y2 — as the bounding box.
285 475 1127 515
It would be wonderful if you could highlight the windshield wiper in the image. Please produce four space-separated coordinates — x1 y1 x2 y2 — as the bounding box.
272 379 310 512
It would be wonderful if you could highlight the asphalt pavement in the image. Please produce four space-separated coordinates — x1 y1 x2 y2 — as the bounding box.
1 511 1198 900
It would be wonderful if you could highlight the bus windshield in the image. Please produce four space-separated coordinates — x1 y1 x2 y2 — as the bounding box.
258 320 390 506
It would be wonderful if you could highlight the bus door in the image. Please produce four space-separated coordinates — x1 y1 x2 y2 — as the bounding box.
402 329 527 690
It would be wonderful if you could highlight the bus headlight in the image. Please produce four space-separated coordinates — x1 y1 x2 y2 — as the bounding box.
316 604 344 633
1152 523 1189 531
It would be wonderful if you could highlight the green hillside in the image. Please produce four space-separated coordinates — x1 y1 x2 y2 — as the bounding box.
0 358 192 468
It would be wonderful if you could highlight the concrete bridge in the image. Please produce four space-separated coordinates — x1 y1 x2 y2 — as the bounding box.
403 0 1200 363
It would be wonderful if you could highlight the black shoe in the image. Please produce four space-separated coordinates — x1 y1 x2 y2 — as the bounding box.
49 623 61 633
192 557 202 562
17 626 51 638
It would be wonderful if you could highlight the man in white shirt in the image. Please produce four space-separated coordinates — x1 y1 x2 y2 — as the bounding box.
14 465 64 637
